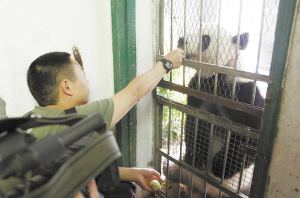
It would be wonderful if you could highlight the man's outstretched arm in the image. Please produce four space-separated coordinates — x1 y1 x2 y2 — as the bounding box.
110 49 184 128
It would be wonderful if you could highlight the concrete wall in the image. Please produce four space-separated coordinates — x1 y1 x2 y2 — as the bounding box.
0 0 114 117
266 2 300 197
136 0 156 169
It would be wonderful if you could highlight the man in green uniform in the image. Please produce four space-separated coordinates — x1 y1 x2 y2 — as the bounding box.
24 49 184 197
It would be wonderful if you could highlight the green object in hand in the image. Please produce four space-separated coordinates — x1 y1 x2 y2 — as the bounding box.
150 180 161 190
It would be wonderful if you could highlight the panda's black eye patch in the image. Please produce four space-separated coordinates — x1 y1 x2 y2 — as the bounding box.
177 37 187 48
202 35 211 52
178 37 184 46
232 32 249 50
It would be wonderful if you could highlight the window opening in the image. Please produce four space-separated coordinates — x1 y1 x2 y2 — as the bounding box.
155 0 280 197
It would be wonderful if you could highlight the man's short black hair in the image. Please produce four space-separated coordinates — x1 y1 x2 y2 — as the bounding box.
27 52 77 106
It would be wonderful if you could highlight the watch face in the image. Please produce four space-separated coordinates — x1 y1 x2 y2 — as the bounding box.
161 58 173 73
166 62 172 69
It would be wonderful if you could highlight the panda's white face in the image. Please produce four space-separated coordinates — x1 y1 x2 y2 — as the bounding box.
178 23 249 70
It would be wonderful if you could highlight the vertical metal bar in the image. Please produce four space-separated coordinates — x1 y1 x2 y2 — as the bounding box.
196 71 201 92
183 0 187 55
211 2 222 196
190 117 199 197
234 0 243 67
219 130 231 198
178 112 185 198
156 104 164 172
156 0 159 56
197 70 202 90
218 187 222 197
183 0 187 87
221 130 231 182
203 123 215 198
183 66 186 88
170 0 173 51
155 0 164 173
251 80 258 106
204 182 208 198
159 0 165 55
183 66 186 87
218 188 222 198
169 0 174 83
251 0 267 106
157 0 160 55
166 162 169 198
166 106 172 198
197 0 204 91
206 124 215 173
214 74 219 97
238 137 249 193
198 0 204 62
188 1 204 196
232 0 243 100
192 1 204 191
190 175 194 198
214 0 222 96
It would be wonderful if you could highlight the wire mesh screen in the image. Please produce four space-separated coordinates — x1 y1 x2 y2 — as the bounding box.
155 0 279 198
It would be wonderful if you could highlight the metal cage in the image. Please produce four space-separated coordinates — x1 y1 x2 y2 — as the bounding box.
154 0 281 197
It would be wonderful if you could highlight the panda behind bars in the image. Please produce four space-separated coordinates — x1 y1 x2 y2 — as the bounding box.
163 24 265 197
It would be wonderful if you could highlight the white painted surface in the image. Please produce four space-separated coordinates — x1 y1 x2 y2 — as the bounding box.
0 0 114 117
136 0 156 169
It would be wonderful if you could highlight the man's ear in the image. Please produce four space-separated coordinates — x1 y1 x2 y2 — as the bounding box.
61 80 73 96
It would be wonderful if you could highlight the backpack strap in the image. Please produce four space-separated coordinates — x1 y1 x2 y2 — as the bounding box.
64 107 77 114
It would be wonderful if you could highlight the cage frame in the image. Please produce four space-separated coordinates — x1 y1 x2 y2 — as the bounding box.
153 0 297 197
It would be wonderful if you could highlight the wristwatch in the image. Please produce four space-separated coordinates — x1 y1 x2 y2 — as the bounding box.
160 58 173 73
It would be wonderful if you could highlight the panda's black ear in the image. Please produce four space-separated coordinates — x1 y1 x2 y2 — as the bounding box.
202 35 210 52
232 32 249 50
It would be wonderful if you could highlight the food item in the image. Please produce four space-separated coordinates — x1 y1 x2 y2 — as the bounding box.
150 180 161 190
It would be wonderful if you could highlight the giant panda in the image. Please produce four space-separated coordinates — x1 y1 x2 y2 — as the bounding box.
163 24 265 197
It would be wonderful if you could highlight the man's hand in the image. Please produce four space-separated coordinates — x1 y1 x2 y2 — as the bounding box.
119 167 164 192
134 168 164 192
164 49 184 70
